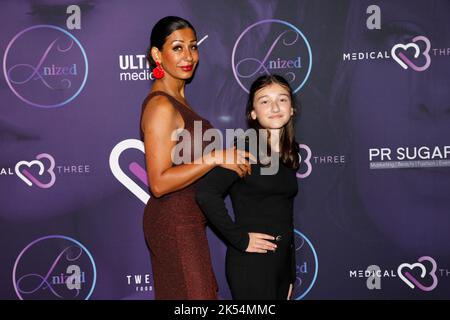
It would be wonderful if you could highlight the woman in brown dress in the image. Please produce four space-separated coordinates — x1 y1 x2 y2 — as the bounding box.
140 16 251 300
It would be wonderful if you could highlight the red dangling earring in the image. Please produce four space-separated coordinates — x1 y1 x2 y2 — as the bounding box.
152 61 165 79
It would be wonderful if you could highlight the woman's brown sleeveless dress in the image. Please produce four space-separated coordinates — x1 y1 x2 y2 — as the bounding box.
141 91 217 300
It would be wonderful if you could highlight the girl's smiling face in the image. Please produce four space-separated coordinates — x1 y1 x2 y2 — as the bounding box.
250 83 294 129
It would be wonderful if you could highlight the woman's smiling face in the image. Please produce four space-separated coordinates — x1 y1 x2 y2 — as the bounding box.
154 28 199 81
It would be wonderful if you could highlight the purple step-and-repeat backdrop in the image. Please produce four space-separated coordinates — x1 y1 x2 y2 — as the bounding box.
1 0 449 300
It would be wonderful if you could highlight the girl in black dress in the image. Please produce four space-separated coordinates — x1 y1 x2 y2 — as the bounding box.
196 74 300 300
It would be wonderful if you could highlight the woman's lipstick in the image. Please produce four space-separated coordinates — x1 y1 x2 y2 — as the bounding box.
180 65 193 72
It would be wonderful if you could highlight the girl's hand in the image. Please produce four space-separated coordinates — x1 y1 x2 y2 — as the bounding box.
245 232 277 253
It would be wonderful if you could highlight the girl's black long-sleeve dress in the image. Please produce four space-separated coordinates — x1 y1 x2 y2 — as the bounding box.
196 158 298 300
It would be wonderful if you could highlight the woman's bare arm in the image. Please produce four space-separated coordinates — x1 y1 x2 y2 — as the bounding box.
141 95 219 197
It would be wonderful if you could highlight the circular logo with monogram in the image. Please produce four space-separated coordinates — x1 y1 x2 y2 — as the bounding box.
3 25 88 108
12 235 96 300
232 19 312 93
292 229 318 300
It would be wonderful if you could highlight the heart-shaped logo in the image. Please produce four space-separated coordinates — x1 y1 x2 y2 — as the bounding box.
14 153 56 188
109 139 150 204
391 36 431 71
397 256 438 291
296 143 312 179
